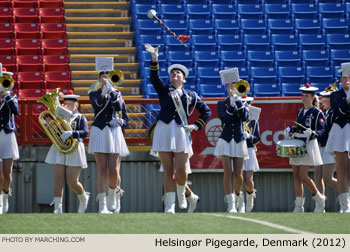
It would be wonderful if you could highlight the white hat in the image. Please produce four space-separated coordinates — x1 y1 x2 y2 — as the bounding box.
339 62 350 77
299 83 318 93
320 90 332 97
168 64 189 78
61 90 80 101
241 95 254 102
0 63 14 76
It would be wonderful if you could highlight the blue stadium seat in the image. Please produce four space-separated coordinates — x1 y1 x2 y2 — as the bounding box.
291 3 318 19
319 3 346 18
290 0 316 3
184 83 199 93
347 2 350 13
139 35 164 48
271 34 298 51
186 4 211 20
218 34 244 51
310 83 329 94
165 35 190 52
237 0 261 3
214 19 240 35
303 50 330 67
322 18 349 34
200 84 226 97
163 19 188 35
189 19 214 35
241 19 267 34
334 65 341 80
194 51 220 68
268 19 294 34
254 83 280 97
238 4 264 19
141 50 167 68
187 0 210 4
251 67 278 84
236 67 250 81
265 4 291 19
248 51 274 67
327 34 350 50
281 83 303 96
244 34 270 51
299 34 327 50
192 34 217 51
161 0 185 4
279 66 305 84
295 19 322 34
275 51 302 67
168 51 193 68
146 84 158 98
221 51 246 68
211 0 234 4
265 0 289 3
212 4 237 20
331 49 350 67
161 4 186 20
135 20 162 36
133 4 159 20
306 66 334 85
197 67 221 84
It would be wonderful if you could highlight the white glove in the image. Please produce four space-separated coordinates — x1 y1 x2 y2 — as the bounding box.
101 84 110 96
61 131 73 142
230 95 239 106
145 43 160 59
283 127 291 137
243 132 251 139
303 128 313 138
184 124 199 133
346 88 350 103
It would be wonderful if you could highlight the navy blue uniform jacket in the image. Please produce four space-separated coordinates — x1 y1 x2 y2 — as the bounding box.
246 120 260 148
70 111 89 142
318 108 334 147
0 94 19 133
330 88 350 128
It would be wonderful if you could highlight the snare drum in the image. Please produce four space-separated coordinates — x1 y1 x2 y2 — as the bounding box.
276 139 307 158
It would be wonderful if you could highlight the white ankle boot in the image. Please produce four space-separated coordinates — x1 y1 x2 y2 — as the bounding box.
114 187 124 214
225 193 237 213
246 190 256 212
235 192 245 213
0 193 3 214
293 197 305 212
164 192 175 214
313 192 326 213
51 197 62 214
78 191 90 214
96 192 111 214
186 192 199 213
107 187 117 212
339 192 350 213
177 185 187 209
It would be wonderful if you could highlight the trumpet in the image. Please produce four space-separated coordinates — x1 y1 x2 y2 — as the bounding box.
228 80 250 97
0 75 14 93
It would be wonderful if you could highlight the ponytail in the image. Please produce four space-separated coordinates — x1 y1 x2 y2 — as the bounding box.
312 94 320 108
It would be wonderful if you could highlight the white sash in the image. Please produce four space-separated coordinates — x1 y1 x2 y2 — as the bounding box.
170 89 188 126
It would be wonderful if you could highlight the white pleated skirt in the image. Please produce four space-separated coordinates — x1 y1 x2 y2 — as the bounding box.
45 142 87 168
0 130 19 160
290 139 323 166
151 120 193 157
325 123 350 154
319 146 335 165
243 147 260 171
214 138 249 159
88 126 129 156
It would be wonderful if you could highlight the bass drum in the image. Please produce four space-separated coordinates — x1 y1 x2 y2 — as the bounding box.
276 139 307 158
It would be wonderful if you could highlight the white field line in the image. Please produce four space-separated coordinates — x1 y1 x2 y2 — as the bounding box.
203 213 314 234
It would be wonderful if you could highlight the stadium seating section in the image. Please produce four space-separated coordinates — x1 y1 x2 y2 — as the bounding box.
0 0 70 98
132 0 350 97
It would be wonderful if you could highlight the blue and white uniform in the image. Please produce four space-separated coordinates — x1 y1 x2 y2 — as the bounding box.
45 111 89 168
243 120 260 171
0 93 19 160
88 86 129 156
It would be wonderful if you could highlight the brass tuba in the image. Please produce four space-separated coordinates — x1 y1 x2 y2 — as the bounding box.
0 75 14 93
37 88 78 154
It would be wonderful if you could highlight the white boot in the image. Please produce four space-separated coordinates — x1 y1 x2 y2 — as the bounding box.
235 192 245 213
78 191 90 214
246 190 256 212
107 187 117 212
186 192 199 213
114 186 124 214
164 192 175 214
96 192 111 214
338 195 344 213
293 197 305 212
313 192 326 213
339 192 350 213
225 193 237 213
50 197 62 214
176 185 187 209
0 193 3 214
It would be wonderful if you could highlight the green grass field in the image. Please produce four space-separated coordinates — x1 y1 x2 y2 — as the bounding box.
1 213 349 234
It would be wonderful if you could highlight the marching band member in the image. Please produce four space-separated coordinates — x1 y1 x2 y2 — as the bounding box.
145 44 211 214
325 62 350 213
0 159 3 214
284 84 326 213
0 66 19 214
88 64 129 214
45 90 90 214
214 79 249 213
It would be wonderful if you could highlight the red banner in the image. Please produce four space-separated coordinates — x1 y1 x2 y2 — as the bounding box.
189 98 302 170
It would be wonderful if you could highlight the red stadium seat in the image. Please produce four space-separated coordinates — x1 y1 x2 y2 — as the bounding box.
39 8 64 23
17 71 45 89
43 55 68 71
13 0 38 8
45 71 71 89
0 1 11 8
41 23 66 39
0 55 15 72
0 23 13 39
0 6 12 23
18 88 45 98
0 39 15 55
41 39 67 55
15 23 40 39
39 0 64 8
13 7 38 23
16 55 42 72
16 39 41 55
